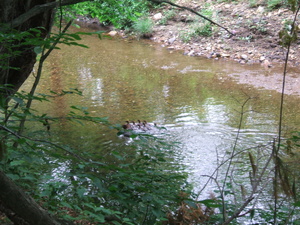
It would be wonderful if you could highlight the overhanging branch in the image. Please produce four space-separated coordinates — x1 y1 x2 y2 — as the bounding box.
149 0 235 37
6 0 91 29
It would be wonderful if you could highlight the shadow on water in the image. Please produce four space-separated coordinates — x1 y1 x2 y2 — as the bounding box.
23 27 300 201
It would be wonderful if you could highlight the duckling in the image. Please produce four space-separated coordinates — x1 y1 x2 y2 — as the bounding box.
138 124 147 131
137 120 145 128
125 121 132 129
142 121 151 130
130 121 139 130
122 119 159 132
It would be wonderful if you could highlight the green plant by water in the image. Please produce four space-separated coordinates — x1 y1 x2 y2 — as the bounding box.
63 0 150 29
2 0 300 224
132 17 154 38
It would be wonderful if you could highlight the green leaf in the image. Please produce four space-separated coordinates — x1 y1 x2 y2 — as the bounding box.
10 160 25 166
294 201 300 207
76 188 86 198
11 96 24 105
78 163 85 169
34 46 43 55
199 199 222 208
6 174 20 180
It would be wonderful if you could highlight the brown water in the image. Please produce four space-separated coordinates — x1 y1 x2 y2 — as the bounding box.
23 29 300 199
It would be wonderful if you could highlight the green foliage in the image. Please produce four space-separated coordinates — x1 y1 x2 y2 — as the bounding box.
0 27 44 71
179 16 213 42
217 0 238 3
194 23 213 37
0 26 102 74
248 19 268 35
266 0 299 10
132 17 154 38
178 8 214 43
1 86 190 224
249 0 259 8
267 0 284 9
287 0 300 12
3 4 300 223
63 0 150 29
0 24 190 224
178 30 193 43
200 8 214 19
158 9 177 25
279 19 298 47
179 23 213 42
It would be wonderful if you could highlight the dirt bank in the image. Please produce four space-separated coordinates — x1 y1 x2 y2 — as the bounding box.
147 0 300 68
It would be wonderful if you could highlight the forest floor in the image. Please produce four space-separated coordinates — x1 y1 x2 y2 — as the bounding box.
144 0 300 69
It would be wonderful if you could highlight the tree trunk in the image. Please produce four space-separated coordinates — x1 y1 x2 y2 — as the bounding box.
0 170 61 225
0 0 55 99
0 1 60 223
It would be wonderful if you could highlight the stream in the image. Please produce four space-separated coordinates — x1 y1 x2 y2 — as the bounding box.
23 27 300 222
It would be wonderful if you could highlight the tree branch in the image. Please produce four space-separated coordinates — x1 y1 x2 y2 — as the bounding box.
0 170 62 225
149 0 235 37
6 0 91 29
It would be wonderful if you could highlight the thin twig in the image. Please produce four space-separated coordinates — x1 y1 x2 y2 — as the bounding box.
222 141 275 224
274 4 300 223
150 0 235 37
196 144 271 200
220 96 251 221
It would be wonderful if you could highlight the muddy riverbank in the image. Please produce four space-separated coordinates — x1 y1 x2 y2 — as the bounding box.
147 0 300 68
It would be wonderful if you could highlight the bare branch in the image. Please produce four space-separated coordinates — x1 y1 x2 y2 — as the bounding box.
149 0 235 37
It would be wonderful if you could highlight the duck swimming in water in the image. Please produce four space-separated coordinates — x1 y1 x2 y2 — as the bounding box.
122 120 157 131
119 120 164 138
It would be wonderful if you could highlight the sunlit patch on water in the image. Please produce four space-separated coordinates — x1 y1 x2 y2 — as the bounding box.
178 65 210 74
160 62 178 70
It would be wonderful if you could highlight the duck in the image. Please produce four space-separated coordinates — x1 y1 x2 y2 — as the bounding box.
122 124 129 130
142 121 151 130
137 120 142 126
124 121 133 129
121 123 133 137
122 120 158 132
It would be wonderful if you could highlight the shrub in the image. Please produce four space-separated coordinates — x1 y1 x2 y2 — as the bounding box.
267 0 283 9
195 23 213 37
132 17 154 38
63 0 150 29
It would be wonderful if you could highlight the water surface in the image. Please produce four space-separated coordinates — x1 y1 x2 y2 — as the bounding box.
23 28 300 200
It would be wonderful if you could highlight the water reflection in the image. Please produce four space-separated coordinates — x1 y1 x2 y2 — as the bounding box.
78 66 104 104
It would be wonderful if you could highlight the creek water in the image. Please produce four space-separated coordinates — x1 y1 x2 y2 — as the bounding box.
23 28 300 212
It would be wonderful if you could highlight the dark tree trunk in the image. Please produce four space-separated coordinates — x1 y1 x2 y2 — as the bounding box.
0 0 54 100
0 1 61 224
0 0 55 97
0 0 92 98
0 171 61 225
